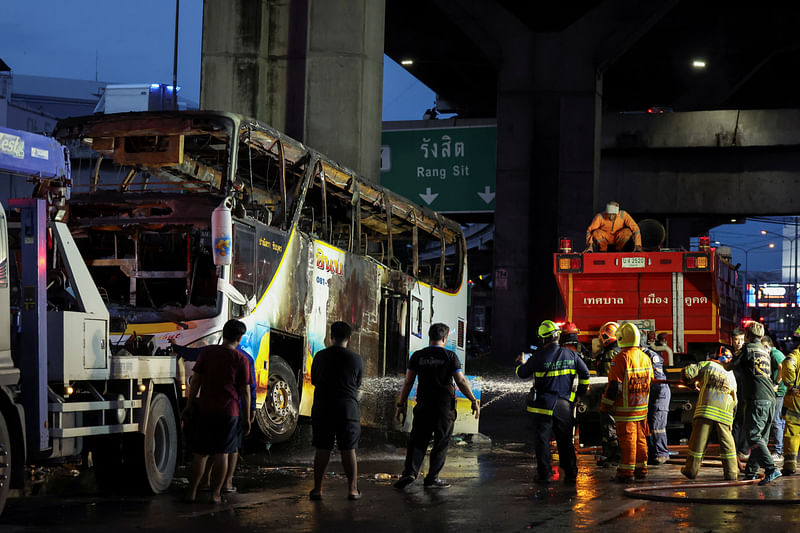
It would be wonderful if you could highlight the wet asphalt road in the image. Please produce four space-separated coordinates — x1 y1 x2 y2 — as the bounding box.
2 376 800 532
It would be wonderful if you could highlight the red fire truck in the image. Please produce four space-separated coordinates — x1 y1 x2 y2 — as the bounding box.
553 239 744 444
554 243 743 362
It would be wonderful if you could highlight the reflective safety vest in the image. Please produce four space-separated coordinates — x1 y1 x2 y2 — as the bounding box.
601 347 653 422
682 360 736 425
516 343 591 416
782 350 800 423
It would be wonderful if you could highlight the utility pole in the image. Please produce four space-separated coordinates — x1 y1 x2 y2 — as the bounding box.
172 0 180 111
795 216 798 325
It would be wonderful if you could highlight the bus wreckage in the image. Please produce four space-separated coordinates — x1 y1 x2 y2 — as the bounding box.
54 111 476 442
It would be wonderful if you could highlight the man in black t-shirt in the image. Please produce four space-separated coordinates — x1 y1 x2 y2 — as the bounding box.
394 323 480 489
309 321 364 500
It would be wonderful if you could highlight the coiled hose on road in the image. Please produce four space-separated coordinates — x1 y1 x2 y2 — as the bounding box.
621 445 799 504
578 444 799 503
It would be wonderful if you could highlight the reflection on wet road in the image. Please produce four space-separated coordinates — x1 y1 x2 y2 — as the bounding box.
2 377 799 531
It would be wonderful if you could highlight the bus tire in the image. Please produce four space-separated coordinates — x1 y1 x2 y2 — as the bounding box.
127 393 178 493
256 356 299 443
0 411 11 516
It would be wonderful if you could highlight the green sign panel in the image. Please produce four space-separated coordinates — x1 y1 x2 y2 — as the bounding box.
380 125 496 213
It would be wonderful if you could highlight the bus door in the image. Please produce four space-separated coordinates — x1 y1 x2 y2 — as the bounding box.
379 289 408 376
408 285 430 357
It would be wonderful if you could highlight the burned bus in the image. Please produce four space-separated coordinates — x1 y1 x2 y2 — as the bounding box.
53 111 468 441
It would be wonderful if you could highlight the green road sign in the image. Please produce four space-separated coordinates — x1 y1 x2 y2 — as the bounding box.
380 125 496 213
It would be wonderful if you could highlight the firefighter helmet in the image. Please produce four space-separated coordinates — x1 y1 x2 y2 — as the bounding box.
712 345 733 364
561 322 580 345
599 322 619 347
617 322 641 348
538 320 560 339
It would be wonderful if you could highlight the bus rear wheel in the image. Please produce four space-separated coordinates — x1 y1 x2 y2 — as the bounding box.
256 357 299 443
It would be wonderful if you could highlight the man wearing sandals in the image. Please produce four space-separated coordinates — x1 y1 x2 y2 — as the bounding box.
183 319 252 503
309 321 364 500
394 323 480 490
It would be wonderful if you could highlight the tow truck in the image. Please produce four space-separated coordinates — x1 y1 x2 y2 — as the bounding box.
553 228 744 443
0 126 180 516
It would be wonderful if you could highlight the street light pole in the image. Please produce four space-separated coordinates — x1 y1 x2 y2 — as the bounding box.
713 241 775 298
760 225 800 329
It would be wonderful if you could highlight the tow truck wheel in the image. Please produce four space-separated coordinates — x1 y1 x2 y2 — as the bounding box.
256 356 299 443
0 412 11 516
128 393 178 493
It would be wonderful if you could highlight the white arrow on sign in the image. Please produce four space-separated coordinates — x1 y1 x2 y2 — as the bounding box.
477 186 495 204
419 187 439 205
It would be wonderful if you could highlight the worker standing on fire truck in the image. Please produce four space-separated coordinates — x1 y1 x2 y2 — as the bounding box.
601 323 653 483
515 321 591 483
597 322 622 466
584 201 643 252
641 334 671 465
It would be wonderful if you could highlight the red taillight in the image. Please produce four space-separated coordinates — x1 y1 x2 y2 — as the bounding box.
684 252 710 271
556 254 583 273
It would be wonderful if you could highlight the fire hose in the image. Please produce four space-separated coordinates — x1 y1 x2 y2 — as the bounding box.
623 477 800 504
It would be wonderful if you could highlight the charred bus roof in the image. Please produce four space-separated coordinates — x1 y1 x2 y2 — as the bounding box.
54 110 463 243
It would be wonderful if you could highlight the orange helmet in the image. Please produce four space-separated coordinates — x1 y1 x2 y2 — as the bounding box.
712 346 733 364
599 322 619 347
561 322 580 345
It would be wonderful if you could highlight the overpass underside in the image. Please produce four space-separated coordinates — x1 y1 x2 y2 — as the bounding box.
601 109 800 217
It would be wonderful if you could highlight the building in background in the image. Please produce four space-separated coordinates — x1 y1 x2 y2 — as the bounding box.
0 58 197 203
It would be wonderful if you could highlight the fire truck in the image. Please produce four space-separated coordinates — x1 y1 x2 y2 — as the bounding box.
0 126 180 516
553 232 744 443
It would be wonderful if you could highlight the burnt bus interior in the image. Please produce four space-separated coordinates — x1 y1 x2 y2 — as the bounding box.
55 113 465 331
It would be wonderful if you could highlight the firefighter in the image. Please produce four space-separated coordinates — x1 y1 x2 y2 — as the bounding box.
781 328 800 476
596 322 620 377
597 322 622 466
641 333 671 465
584 201 643 252
601 322 653 483
561 321 591 369
679 346 738 480
515 320 591 483
735 321 781 485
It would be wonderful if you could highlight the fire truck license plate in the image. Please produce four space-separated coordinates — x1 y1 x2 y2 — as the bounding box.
621 257 646 268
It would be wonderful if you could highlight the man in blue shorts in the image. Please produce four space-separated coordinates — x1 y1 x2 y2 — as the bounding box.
184 319 252 503
309 321 364 500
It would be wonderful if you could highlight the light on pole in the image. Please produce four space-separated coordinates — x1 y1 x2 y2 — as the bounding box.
760 226 800 334
713 241 775 293
760 227 799 291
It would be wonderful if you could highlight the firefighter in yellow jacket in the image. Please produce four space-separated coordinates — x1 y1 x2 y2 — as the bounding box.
680 346 738 480
601 322 653 482
585 201 643 252
782 337 800 476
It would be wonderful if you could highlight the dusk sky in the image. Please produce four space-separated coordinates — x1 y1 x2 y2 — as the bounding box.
0 0 789 274
0 0 434 119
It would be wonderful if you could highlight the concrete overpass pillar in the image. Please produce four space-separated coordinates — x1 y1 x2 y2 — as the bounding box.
436 0 676 362
201 0 384 180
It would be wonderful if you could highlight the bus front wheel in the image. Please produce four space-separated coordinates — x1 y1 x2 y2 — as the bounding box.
256 356 299 443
